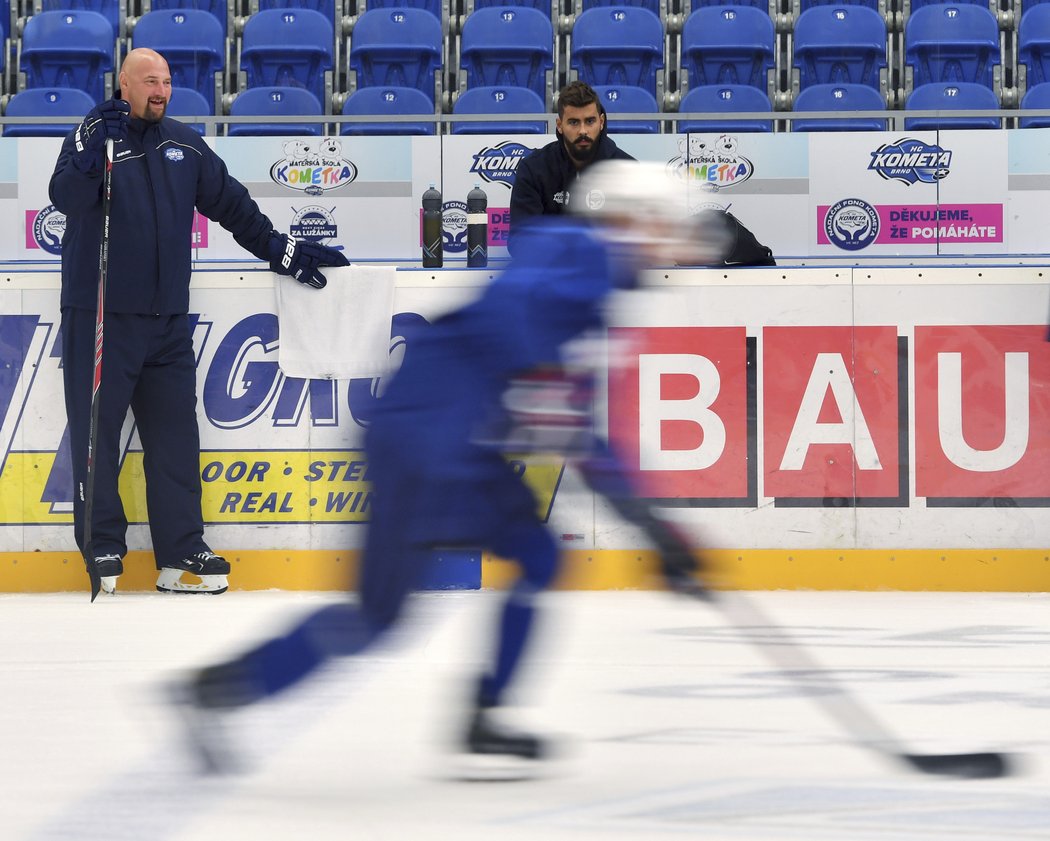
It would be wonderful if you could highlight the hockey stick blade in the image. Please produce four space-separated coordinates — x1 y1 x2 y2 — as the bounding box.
86 557 102 603
899 751 1013 780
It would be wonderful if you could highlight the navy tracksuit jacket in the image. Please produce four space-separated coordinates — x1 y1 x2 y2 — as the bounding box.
49 113 277 565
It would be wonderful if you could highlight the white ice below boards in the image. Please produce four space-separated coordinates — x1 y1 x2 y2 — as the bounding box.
2 590 1047 841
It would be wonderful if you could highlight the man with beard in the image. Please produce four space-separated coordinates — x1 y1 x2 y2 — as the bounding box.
508 81 633 256
50 48 348 598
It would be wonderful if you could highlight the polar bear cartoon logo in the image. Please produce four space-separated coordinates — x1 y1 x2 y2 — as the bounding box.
283 139 312 161
715 134 738 156
678 135 710 159
318 137 343 165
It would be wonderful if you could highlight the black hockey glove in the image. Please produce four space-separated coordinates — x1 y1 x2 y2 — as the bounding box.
72 99 130 173
268 233 349 289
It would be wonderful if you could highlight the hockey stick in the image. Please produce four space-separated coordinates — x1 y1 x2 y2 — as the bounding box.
710 590 1012 779
83 137 114 603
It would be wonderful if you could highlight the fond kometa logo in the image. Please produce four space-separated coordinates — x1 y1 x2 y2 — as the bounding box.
271 138 358 195
868 138 952 185
469 141 536 188
29 205 66 255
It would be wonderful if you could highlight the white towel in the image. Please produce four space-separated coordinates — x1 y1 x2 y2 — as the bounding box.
275 264 396 380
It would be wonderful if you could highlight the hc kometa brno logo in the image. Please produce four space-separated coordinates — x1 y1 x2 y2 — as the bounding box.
469 141 536 188
868 138 952 185
824 198 880 250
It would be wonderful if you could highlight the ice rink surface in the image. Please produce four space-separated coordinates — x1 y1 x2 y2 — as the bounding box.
2 589 1047 841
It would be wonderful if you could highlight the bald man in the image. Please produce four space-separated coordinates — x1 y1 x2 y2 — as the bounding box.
50 49 348 599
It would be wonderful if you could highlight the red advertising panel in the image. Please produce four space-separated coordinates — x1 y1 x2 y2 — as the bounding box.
763 326 903 502
608 327 752 502
915 325 1050 502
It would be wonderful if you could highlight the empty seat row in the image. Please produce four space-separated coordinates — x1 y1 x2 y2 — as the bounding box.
1 0 1046 132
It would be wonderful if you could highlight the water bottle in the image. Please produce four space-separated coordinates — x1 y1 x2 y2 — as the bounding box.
466 183 488 268
421 183 443 268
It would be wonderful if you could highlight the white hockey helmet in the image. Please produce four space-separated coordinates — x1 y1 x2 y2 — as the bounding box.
570 160 727 265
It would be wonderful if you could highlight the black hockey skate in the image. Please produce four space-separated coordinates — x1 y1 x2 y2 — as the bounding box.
466 706 546 761
157 551 231 595
169 659 260 775
448 706 552 782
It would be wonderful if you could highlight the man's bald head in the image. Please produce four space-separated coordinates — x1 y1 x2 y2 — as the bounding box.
119 48 172 122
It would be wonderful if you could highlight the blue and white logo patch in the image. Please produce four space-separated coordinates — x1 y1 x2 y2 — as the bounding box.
33 205 66 255
469 141 536 188
442 201 468 253
824 198 880 251
165 147 185 162
868 138 951 185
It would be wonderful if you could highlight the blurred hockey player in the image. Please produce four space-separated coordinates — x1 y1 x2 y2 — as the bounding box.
175 161 727 773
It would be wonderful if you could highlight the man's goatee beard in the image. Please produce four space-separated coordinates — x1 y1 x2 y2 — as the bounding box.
568 141 597 164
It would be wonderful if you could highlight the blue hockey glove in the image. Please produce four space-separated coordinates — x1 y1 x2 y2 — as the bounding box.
72 99 130 173
268 233 349 289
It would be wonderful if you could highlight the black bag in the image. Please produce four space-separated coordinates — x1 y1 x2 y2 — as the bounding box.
721 211 776 266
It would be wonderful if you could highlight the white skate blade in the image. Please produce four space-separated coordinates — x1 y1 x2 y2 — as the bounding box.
156 568 229 595
99 575 118 594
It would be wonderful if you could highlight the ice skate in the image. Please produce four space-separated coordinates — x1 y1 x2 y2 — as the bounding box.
450 706 552 782
157 550 230 595
90 553 123 595
467 706 545 760
168 676 239 775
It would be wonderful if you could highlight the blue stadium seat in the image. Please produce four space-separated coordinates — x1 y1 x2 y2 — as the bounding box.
581 0 662 14
472 0 550 10
41 0 123 37
793 6 887 90
227 85 324 135
677 84 773 132
798 0 881 10
341 85 436 134
460 7 554 101
143 0 231 39
21 10 114 103
593 84 660 133
571 6 665 99
165 86 212 134
132 9 224 109
349 8 443 104
904 4 1000 89
240 8 334 105
791 83 887 130
904 81 1001 129
905 0 990 12
367 0 444 21
255 0 338 12
1020 81 1050 128
689 0 772 9
3 86 95 136
452 85 547 133
681 6 775 91
1019 5 1050 89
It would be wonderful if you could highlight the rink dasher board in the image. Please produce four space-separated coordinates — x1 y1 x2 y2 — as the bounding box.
0 267 1048 592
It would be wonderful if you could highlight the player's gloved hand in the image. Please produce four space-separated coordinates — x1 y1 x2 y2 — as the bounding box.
268 233 349 289
72 99 130 173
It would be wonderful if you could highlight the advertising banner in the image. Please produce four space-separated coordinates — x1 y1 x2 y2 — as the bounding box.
3 268 1048 573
